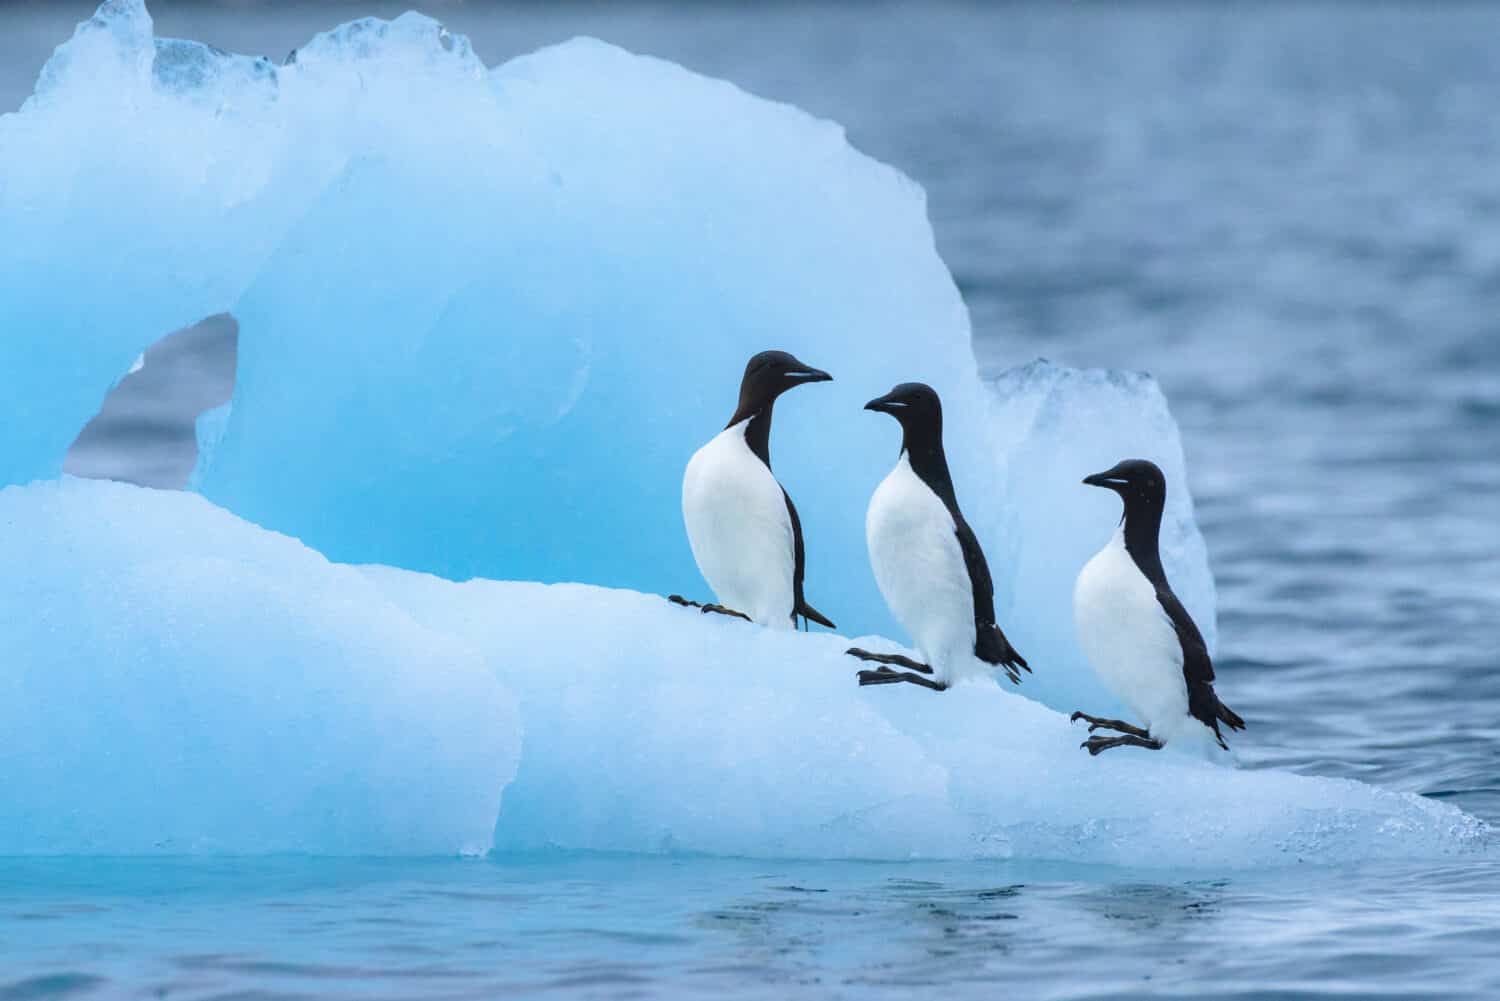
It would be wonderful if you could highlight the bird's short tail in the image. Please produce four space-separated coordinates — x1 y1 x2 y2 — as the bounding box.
1217 700 1246 732
975 625 1029 685
796 601 836 631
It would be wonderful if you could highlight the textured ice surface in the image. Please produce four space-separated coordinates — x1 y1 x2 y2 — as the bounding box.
370 565 1484 866
0 479 1484 863
0 479 518 855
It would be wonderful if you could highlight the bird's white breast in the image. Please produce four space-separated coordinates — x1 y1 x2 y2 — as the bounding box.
681 422 795 628
1073 527 1189 733
865 453 978 681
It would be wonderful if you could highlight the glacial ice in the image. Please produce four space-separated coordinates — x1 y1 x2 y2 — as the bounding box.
0 478 1484 864
0 479 519 855
0 2 1487 864
1 0 1213 667
197 29 984 644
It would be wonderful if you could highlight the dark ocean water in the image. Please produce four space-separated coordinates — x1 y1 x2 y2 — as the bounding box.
4 2 1500 998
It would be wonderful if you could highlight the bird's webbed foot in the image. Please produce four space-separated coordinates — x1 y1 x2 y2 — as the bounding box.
844 647 933 674
1081 733 1163 755
1069 711 1151 738
701 603 751 621
856 667 948 692
667 595 752 622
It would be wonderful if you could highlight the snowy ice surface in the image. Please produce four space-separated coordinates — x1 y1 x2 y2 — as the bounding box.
0 479 518 855
1 479 1482 864
365 567 1484 866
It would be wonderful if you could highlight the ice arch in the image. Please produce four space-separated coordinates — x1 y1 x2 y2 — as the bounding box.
63 314 236 488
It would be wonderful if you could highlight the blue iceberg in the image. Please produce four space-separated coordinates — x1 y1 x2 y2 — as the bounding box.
0 2 1487 864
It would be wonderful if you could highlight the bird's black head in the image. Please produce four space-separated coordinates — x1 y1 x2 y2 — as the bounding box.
1083 459 1166 517
865 382 943 438
867 382 956 504
730 350 832 424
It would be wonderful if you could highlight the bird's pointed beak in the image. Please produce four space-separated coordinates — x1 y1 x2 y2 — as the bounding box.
788 366 832 385
864 390 902 413
1083 470 1128 489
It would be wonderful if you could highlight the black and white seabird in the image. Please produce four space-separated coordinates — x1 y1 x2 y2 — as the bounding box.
846 382 1029 691
1072 459 1245 754
671 350 837 630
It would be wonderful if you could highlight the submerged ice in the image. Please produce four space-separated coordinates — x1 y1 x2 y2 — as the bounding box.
0 2 1488 863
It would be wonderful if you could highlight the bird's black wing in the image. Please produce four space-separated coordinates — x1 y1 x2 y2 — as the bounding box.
1156 587 1245 748
781 487 835 630
952 512 1028 681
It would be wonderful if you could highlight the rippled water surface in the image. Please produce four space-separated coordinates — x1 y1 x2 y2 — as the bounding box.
3 856 1499 1000
3 1 1499 997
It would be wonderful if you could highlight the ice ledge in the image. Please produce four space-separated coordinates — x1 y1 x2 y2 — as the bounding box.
4 479 1483 864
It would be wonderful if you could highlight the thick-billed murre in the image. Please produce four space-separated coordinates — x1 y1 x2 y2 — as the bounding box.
1072 459 1245 754
672 350 836 630
847 382 1028 690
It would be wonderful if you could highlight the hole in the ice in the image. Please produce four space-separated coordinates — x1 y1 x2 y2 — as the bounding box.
63 314 238 490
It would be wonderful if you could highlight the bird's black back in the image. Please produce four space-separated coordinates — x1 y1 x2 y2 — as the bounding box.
737 402 834 631
892 387 1027 676
1116 470 1244 746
